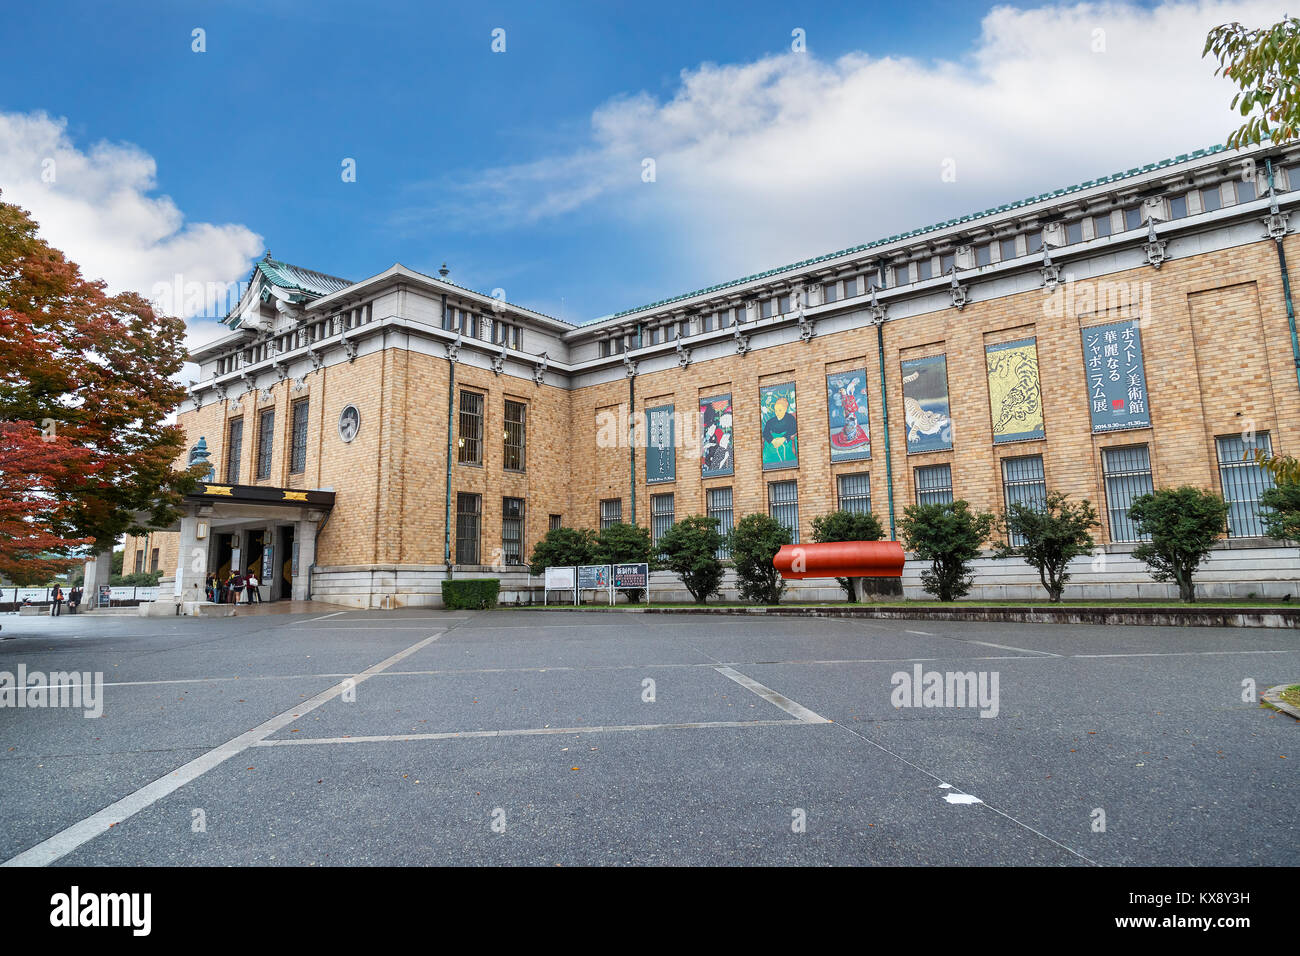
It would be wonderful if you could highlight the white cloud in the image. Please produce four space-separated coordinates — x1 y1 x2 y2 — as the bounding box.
0 110 262 370
434 0 1285 285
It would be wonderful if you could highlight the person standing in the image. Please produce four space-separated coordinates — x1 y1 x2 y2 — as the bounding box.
231 570 245 604
205 572 215 603
50 584 64 617
246 570 261 604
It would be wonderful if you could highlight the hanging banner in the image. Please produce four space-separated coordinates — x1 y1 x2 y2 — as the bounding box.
986 338 1046 443
699 393 734 478
900 355 953 453
1081 319 1151 433
760 382 798 470
645 404 676 484
826 369 870 462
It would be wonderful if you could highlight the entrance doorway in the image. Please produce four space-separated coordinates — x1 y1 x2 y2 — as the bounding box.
277 524 295 600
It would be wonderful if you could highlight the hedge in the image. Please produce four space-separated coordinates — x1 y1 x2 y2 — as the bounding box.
441 579 500 610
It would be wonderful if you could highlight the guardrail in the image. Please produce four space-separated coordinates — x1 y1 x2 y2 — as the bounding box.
1 586 161 611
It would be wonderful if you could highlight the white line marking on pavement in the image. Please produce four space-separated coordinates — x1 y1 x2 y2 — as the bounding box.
300 611 347 622
256 718 808 746
962 639 1063 657
0 632 446 868
1071 649 1296 658
905 629 933 636
713 666 830 723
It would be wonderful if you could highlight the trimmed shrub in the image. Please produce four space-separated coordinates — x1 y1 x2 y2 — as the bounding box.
528 527 598 576
441 578 500 610
899 500 994 602
1128 486 1229 603
657 515 725 603
992 492 1099 602
730 513 792 605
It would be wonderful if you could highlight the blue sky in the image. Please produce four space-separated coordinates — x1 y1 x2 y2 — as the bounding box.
0 0 1276 337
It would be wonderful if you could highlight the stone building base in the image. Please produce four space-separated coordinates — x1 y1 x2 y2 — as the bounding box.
306 544 1300 609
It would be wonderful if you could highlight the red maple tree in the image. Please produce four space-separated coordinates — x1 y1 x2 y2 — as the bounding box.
0 192 201 583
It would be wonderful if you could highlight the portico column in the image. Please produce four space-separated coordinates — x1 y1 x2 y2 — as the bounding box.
293 512 322 601
82 549 112 611
174 512 209 606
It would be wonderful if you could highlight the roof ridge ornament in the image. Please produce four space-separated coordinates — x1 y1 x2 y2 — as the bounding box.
1142 218 1168 269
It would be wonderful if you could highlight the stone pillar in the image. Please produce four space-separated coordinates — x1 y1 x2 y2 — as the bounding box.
82 550 113 610
174 513 208 606
293 513 322 601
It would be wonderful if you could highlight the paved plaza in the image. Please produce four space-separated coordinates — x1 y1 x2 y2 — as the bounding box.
0 608 1294 866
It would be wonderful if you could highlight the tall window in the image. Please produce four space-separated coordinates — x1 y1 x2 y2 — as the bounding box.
999 238 1017 261
290 399 309 474
502 497 525 565
134 551 144 574
458 391 484 465
822 282 838 304
1001 455 1047 546
504 400 526 471
1102 445 1154 542
837 473 871 514
1201 186 1222 213
915 464 953 506
707 487 734 559
256 408 275 480
651 493 675 549
150 548 160 573
225 418 243 483
768 480 799 543
599 498 622 530
1216 433 1276 537
1235 179 1256 204
455 493 481 565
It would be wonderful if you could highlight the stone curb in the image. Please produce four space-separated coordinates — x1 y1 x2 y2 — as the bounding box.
1261 684 1300 719
525 604 1300 628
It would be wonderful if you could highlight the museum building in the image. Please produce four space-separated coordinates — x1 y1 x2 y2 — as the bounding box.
124 141 1300 607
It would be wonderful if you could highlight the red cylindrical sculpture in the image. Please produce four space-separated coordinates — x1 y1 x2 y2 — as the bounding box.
773 540 905 579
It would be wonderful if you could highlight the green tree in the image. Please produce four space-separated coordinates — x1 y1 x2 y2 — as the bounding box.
527 526 598 576
657 515 724 603
1204 16 1300 148
1260 481 1300 544
595 521 654 601
900 500 995 602
810 509 886 601
1128 486 1230 603
992 492 1099 603
730 513 792 605
0 193 202 582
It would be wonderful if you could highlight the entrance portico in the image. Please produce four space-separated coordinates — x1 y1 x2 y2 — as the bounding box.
170 484 335 605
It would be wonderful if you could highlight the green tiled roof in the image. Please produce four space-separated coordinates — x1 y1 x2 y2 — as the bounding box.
598 144 1229 322
256 257 353 297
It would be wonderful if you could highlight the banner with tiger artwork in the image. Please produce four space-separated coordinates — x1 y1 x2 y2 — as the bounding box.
900 355 953 453
985 338 1046 443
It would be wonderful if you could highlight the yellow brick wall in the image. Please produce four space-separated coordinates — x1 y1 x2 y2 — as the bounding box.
152 234 1300 574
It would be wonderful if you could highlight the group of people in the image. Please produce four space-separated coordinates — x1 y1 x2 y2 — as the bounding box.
205 570 262 605
46 585 83 616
